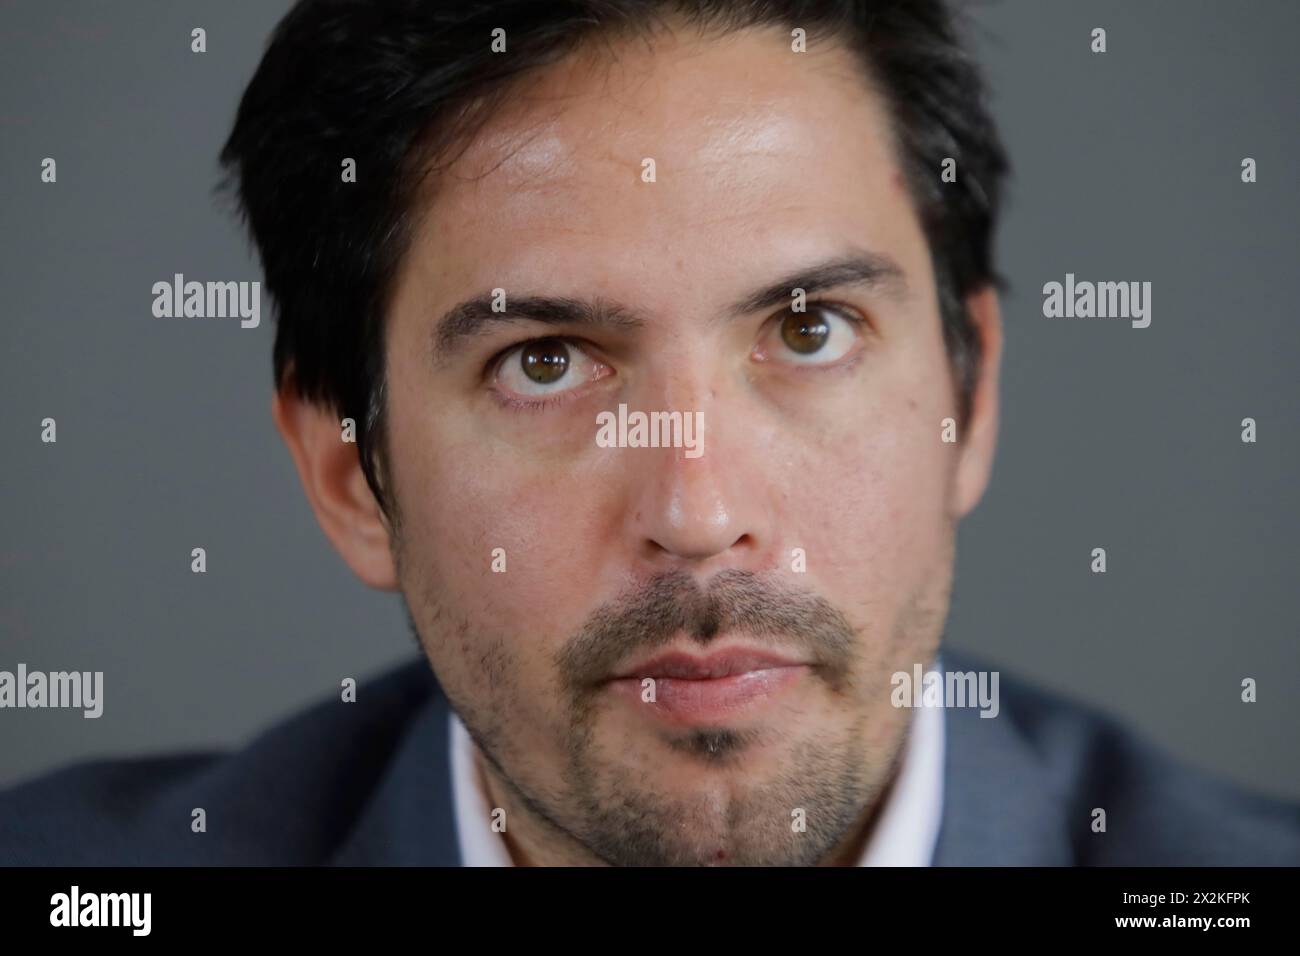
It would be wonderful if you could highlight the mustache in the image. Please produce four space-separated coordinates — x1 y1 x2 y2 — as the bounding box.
556 569 857 693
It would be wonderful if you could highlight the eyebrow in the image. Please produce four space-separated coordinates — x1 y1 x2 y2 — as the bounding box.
723 251 909 318
430 250 909 363
433 294 648 363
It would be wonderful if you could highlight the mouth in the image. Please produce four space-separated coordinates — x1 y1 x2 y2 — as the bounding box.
602 647 810 725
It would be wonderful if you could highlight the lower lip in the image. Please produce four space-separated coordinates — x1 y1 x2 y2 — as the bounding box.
604 665 808 725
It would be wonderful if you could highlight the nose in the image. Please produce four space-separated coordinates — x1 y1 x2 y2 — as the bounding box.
622 379 772 574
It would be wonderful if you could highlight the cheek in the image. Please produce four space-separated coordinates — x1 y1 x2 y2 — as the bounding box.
426 449 603 595
796 371 956 608
388 403 609 691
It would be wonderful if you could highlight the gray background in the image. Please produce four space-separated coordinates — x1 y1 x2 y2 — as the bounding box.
2 1 1296 796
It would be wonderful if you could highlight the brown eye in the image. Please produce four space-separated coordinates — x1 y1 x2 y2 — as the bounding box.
494 337 611 403
754 303 861 367
520 338 570 384
780 309 831 354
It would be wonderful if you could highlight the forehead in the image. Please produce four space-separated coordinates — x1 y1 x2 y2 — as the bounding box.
408 25 924 303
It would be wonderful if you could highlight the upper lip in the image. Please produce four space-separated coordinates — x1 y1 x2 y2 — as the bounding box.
609 647 808 681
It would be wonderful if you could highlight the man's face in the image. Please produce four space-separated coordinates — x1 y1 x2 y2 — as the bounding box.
378 25 990 865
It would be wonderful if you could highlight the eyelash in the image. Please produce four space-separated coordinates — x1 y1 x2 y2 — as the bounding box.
488 388 575 414
804 298 867 331
485 299 869 411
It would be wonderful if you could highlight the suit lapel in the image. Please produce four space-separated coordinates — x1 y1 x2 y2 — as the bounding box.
931 662 1075 865
329 684 462 866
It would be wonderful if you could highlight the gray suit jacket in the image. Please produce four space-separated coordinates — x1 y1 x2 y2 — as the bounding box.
2 651 1297 865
